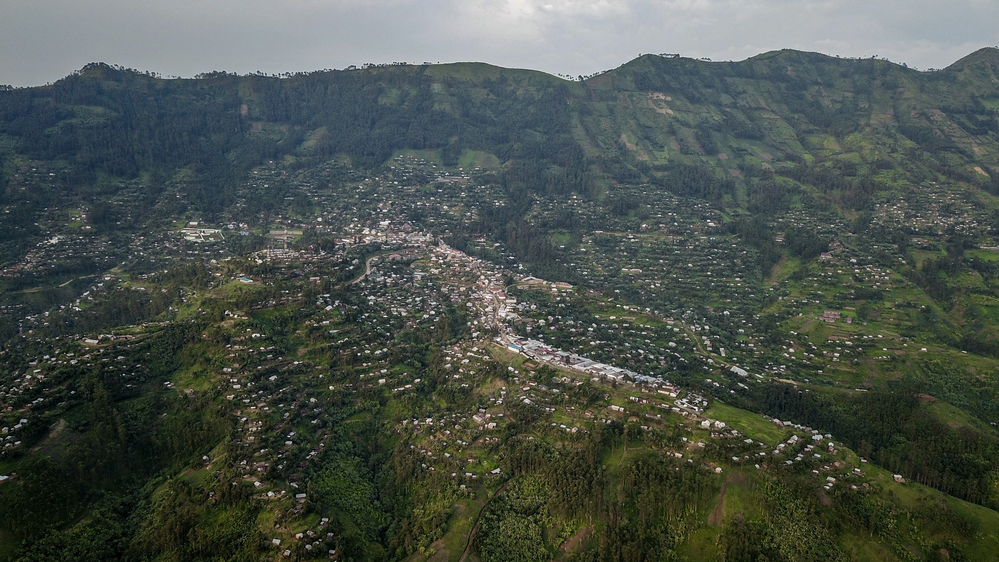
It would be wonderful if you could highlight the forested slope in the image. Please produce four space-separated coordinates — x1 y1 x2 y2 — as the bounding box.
2 50 999 562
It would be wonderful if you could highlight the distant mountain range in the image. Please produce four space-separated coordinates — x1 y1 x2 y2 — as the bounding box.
2 48 998 217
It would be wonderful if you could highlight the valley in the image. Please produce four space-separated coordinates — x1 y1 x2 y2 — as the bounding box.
2 50 999 561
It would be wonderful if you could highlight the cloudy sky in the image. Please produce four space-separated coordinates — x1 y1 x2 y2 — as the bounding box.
2 0 997 86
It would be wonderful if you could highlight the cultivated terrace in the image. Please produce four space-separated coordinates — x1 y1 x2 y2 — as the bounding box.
3 50 999 561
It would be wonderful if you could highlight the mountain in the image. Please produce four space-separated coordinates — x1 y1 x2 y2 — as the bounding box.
4 48 999 205
2 50 999 561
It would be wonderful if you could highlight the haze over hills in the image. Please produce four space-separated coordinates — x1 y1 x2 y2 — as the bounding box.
2 49 999 561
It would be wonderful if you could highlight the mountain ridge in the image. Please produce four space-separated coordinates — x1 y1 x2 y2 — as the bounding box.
43 46 999 88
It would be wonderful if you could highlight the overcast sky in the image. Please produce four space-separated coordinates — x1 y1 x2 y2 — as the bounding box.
2 0 998 87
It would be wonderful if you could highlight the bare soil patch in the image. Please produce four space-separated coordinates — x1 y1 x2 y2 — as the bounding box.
708 479 727 527
560 525 593 554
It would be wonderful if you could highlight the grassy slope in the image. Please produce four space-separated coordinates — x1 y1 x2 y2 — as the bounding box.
690 400 999 561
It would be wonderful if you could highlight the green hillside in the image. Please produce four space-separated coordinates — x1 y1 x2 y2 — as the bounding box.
2 50 999 561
